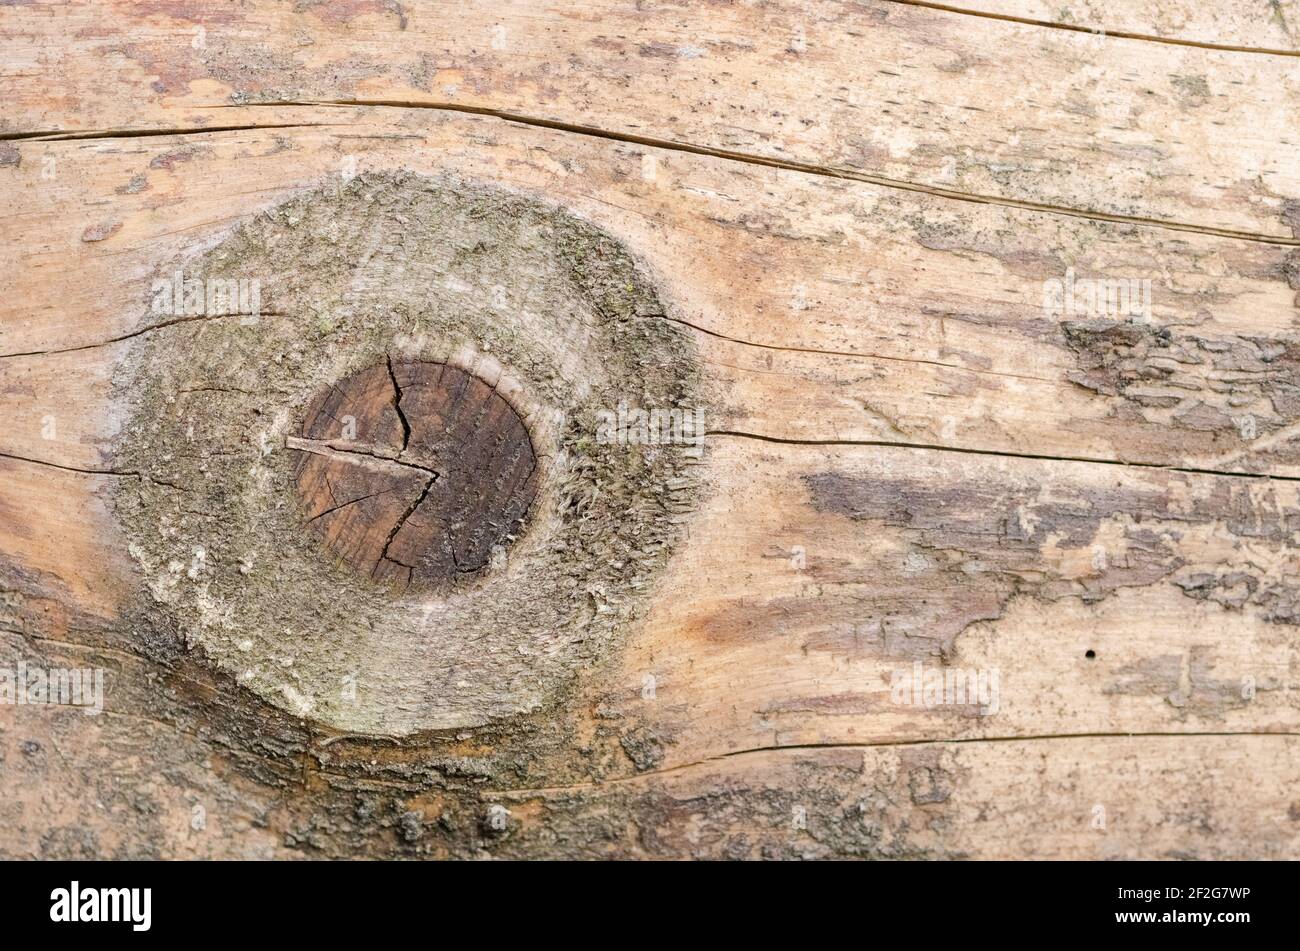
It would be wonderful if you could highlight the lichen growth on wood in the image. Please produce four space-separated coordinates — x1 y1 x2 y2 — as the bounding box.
111 172 706 737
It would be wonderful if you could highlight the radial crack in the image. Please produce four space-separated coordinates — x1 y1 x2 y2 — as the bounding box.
387 354 412 452
305 488 396 524
375 474 437 578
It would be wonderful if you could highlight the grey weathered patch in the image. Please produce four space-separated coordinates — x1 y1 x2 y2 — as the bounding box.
1284 200 1300 241
1105 646 1261 718
111 171 704 737
1177 572 1300 625
1170 74 1211 108
802 466 1300 657
1061 319 1300 469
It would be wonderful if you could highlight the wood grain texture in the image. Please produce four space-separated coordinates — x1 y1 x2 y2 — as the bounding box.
934 0 1300 52
3 0 1299 239
292 360 539 588
4 120 1298 475
1 1 1298 860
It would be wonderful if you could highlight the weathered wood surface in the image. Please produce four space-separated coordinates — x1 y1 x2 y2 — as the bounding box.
1 1 1299 859
5 0 1300 239
937 0 1300 51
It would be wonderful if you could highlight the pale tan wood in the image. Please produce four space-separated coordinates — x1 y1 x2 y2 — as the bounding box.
606 436 1300 768
485 737 1300 859
2 1 1299 860
936 0 1300 52
4 119 1299 479
5 672 1295 858
3 0 1299 239
9 401 1298 758
0 460 133 622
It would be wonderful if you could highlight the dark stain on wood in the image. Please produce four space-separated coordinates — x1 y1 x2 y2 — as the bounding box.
1061 319 1300 467
799 465 1300 661
291 359 539 591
